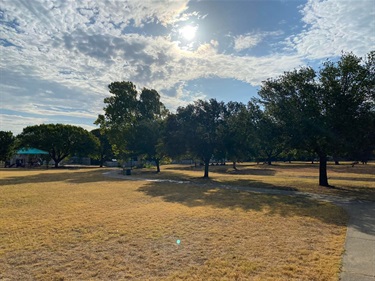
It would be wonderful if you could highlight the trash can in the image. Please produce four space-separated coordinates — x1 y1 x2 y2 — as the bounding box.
125 169 131 175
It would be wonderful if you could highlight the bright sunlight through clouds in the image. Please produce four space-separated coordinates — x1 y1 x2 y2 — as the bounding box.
179 25 198 41
0 0 374 134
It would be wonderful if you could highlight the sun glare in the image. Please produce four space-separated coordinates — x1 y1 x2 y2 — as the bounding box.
179 25 197 41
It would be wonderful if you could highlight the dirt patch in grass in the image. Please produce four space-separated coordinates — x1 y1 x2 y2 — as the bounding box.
1 168 347 280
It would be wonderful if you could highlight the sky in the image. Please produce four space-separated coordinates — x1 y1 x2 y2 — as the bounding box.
0 0 374 135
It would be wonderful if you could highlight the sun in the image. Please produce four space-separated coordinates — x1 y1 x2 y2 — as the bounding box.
179 25 197 41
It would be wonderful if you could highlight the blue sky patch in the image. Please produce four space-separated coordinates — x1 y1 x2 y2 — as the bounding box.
0 0 373 134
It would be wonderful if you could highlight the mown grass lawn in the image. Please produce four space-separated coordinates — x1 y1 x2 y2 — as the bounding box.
140 162 375 201
0 167 349 280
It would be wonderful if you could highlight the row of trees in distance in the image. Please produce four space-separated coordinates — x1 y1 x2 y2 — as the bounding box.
1 51 374 187
0 125 103 168
95 51 374 187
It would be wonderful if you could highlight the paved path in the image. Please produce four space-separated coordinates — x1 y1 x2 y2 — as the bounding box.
339 201 375 281
104 170 375 280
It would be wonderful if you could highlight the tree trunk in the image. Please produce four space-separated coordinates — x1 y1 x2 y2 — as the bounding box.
52 155 59 168
99 153 104 167
52 153 67 168
155 159 160 173
267 153 272 165
233 161 238 170
319 154 329 187
333 156 339 165
203 159 209 178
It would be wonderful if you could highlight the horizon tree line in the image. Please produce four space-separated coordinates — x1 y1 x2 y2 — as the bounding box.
1 51 374 187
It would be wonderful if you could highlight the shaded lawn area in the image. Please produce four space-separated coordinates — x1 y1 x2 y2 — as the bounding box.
0 168 347 280
138 162 375 201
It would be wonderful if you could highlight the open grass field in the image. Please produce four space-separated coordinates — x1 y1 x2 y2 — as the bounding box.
135 162 375 201
0 166 350 280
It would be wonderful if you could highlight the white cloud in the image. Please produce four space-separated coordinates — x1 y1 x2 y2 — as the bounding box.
0 70 101 119
0 114 48 135
290 0 375 59
233 31 284 51
0 114 97 135
127 1 190 26
234 34 263 51
1 0 373 134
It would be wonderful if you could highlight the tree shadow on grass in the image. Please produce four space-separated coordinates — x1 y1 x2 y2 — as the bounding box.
329 176 375 182
0 168 123 185
328 163 375 176
138 169 297 192
214 178 298 191
347 202 375 236
176 176 298 192
256 177 374 201
164 164 277 176
213 168 276 176
137 181 347 227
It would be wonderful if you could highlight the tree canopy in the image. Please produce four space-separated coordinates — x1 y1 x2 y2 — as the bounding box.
91 129 114 167
165 99 226 178
95 51 373 184
8 51 373 187
96 81 168 172
0 131 15 162
258 51 374 186
17 124 99 168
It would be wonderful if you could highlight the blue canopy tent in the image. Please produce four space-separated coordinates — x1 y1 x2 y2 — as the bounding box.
17 148 49 155
12 148 49 168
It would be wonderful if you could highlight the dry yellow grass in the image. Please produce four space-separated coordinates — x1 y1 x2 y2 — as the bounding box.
0 168 347 280
139 162 375 201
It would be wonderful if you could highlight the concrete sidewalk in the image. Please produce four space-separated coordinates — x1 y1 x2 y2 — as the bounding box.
215 183 375 280
217 186 375 281
104 169 375 280
339 201 375 281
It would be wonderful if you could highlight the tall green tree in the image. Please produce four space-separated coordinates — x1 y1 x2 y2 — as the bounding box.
259 51 374 186
254 111 285 165
91 129 114 167
0 131 15 162
167 99 226 178
133 88 169 172
319 51 375 163
218 101 254 170
138 88 168 119
132 119 166 173
163 114 188 159
96 82 168 172
95 81 138 158
17 124 99 168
